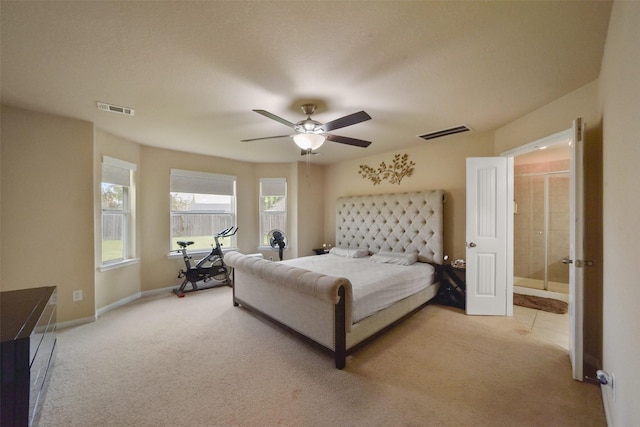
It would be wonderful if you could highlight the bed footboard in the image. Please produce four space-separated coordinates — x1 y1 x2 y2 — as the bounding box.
226 252 437 369
226 251 352 368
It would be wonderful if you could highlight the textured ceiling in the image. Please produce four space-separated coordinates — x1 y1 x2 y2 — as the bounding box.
1 1 612 165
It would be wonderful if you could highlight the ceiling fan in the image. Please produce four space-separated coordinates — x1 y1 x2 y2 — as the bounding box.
241 103 372 152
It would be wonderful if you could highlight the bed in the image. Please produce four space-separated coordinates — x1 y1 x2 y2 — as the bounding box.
225 190 444 369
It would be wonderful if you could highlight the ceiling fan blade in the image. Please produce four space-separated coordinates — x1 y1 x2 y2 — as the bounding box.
326 134 372 148
241 134 291 142
253 110 296 128
321 111 371 132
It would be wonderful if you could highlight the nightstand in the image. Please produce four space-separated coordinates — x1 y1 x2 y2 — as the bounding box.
438 264 466 309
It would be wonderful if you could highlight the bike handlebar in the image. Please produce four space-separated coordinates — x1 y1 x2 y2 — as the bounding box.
215 226 238 238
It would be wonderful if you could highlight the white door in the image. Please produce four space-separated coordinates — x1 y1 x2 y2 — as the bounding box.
465 157 510 315
568 118 585 381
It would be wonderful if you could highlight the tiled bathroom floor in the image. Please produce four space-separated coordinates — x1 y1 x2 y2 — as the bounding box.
513 304 570 350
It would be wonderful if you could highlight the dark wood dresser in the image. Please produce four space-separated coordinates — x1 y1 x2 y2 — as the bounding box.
1 286 57 427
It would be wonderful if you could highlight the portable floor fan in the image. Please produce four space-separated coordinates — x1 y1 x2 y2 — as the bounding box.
268 229 287 261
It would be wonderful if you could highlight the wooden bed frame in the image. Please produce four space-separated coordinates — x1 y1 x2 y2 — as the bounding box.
226 190 444 369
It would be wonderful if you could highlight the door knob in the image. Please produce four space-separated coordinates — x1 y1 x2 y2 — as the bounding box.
562 258 573 264
467 242 477 248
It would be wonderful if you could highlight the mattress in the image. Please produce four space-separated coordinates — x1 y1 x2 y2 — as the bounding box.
281 254 436 323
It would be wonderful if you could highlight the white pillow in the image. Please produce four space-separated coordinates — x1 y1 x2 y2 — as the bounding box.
370 251 418 266
329 247 369 258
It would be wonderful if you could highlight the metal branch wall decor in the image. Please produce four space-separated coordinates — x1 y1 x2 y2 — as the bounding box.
358 153 415 185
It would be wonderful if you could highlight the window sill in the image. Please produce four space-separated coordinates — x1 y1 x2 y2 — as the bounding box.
98 258 140 272
257 246 287 251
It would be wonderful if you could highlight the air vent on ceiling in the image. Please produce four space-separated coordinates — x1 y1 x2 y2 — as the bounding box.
97 102 134 116
419 125 470 141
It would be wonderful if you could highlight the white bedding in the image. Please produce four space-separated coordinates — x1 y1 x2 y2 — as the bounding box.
281 254 436 323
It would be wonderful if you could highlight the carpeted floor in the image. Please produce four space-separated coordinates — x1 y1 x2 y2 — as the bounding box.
39 287 604 426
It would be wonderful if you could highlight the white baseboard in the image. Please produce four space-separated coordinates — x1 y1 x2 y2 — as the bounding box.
96 292 142 317
57 315 97 330
57 286 177 330
96 286 176 317
141 286 175 298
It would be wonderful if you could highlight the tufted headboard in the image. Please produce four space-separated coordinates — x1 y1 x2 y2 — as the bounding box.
335 190 444 265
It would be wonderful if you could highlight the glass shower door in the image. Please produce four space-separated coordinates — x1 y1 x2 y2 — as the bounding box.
513 171 570 293
546 172 570 293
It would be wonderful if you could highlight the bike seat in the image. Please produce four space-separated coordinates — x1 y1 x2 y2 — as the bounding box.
177 241 195 248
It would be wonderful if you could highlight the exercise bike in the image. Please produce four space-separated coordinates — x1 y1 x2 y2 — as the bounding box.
173 226 238 297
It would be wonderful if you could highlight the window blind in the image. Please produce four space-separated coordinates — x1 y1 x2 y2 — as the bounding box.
260 178 287 197
102 156 136 186
170 169 236 196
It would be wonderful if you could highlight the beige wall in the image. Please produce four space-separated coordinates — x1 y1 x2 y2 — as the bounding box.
598 1 640 424
1 106 95 323
324 131 495 260
494 79 600 155
0 107 322 320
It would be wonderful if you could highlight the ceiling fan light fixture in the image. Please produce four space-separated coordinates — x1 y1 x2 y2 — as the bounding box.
293 133 326 150
246 104 371 149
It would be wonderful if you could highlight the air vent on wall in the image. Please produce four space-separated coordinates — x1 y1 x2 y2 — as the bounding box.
419 125 470 141
97 102 134 116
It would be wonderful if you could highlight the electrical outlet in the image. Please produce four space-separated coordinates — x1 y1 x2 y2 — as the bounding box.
72 290 83 302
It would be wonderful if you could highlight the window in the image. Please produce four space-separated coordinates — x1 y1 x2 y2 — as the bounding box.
101 156 136 264
259 178 287 247
170 169 236 251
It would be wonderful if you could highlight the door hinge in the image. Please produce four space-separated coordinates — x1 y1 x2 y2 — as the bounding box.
576 259 594 268
576 117 583 141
